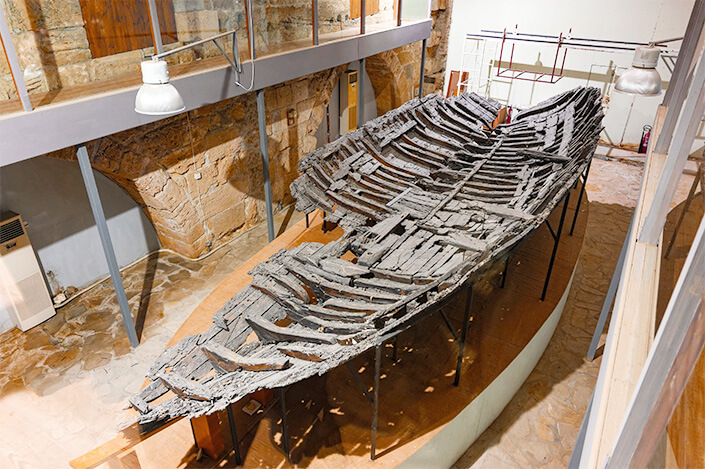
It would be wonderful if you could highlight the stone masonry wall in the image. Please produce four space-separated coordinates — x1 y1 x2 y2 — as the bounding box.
48 66 344 257
366 0 452 114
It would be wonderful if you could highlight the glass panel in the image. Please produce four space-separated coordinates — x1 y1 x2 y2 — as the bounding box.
251 0 312 58
365 0 397 34
401 0 430 21
318 0 358 44
161 0 251 79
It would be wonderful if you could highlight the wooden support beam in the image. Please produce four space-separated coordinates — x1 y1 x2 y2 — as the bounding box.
191 412 225 461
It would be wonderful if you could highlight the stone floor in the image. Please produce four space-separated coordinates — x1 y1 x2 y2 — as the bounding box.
0 151 700 468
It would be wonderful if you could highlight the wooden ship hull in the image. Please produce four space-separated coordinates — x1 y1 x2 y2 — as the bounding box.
128 87 603 427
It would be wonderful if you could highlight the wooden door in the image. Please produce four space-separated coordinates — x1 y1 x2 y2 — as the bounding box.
78 0 178 59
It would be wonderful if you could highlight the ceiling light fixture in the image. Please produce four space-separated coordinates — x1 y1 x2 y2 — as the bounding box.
615 45 663 96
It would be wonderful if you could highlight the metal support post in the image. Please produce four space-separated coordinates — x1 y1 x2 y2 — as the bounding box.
418 38 427 99
256 89 276 242
370 344 382 460
146 0 164 54
392 336 398 361
396 0 403 26
279 387 290 459
305 213 310 228
541 190 571 301
0 3 32 111
570 159 592 236
226 405 243 465
346 362 374 402
360 0 366 34
76 144 139 348
312 0 319 45
454 285 473 386
439 309 459 341
357 58 365 129
500 257 509 289
322 211 327 232
665 167 701 259
587 214 634 360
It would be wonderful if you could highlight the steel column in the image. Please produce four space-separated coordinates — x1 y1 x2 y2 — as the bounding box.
418 38 427 99
256 89 276 242
454 285 473 386
541 190 571 301
665 166 702 259
500 256 509 289
397 0 403 26
76 144 139 347
312 0 319 45
587 214 634 360
361 0 366 34
357 58 365 129
392 335 398 361
570 159 592 236
346 362 374 402
226 405 243 465
146 0 164 54
370 344 382 460
279 387 290 459
0 3 32 111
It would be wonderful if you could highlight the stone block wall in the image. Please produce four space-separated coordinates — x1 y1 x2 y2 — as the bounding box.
48 65 343 257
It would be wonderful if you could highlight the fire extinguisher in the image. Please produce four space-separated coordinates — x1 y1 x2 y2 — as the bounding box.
639 125 652 154
506 106 512 124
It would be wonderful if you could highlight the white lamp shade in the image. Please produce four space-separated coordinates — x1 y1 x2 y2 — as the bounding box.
135 59 186 115
135 83 186 115
615 67 663 96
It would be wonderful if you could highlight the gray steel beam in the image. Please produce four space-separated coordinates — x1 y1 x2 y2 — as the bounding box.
418 38 426 99
76 144 139 348
357 58 365 129
0 19 431 167
146 0 164 55
0 3 32 111
256 89 275 242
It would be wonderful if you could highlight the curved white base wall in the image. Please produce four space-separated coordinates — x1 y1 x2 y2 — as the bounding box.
399 267 577 468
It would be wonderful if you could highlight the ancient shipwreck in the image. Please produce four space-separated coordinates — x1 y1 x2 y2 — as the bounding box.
129 87 603 430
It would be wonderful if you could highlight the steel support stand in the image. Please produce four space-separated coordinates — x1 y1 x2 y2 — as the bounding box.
454 285 474 387
665 166 701 259
392 336 398 361
279 387 290 459
322 211 327 232
418 38 427 99
569 160 592 236
226 404 243 465
76 144 139 348
439 309 459 341
541 190 571 301
370 344 382 460
360 0 366 34
500 256 509 289
357 58 365 129
587 213 634 360
256 90 276 242
346 362 374 402
305 213 310 228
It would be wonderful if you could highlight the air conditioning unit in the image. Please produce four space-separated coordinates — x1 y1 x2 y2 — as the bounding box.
0 212 55 331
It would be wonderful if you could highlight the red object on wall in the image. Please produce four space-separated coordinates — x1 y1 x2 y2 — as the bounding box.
639 125 652 154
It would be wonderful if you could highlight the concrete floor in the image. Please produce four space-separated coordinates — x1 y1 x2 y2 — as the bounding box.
0 152 700 468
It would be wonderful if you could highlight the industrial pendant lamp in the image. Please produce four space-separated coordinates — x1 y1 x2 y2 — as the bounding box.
134 59 186 115
615 45 663 96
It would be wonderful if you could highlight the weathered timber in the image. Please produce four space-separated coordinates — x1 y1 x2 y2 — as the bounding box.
129 88 603 432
